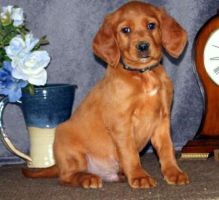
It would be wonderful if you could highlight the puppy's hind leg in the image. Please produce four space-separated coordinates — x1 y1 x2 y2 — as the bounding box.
56 148 103 189
55 126 103 189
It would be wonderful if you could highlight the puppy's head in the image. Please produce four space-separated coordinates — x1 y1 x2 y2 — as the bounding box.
93 1 187 68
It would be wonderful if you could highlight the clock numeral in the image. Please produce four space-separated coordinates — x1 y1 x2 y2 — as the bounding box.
212 45 219 49
210 57 219 60
214 66 219 75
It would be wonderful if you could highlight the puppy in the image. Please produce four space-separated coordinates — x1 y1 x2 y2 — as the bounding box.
23 1 189 189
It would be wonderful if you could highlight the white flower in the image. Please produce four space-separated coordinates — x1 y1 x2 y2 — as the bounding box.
5 33 51 86
12 51 50 85
5 34 39 59
11 7 24 26
1 6 13 25
1 5 13 15
1 5 24 26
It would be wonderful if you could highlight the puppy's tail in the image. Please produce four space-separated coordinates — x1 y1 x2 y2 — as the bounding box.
22 165 59 178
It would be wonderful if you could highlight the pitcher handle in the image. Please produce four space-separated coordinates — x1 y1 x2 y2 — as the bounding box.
0 96 32 162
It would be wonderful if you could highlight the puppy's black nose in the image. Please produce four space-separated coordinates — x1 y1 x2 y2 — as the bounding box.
136 42 150 52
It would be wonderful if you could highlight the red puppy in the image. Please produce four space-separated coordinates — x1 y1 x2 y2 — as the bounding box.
23 1 189 189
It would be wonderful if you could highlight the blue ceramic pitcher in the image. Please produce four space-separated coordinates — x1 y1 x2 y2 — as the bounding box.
0 84 76 167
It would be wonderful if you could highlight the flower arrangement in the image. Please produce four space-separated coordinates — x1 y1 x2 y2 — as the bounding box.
0 5 50 102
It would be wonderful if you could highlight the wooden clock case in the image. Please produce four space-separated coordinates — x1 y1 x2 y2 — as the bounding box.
181 13 219 158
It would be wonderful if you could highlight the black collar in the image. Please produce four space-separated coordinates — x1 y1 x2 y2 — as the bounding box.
121 59 160 73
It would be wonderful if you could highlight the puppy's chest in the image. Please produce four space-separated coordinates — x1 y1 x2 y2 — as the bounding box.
142 85 160 97
131 75 164 125
134 75 162 111
132 81 163 148
134 87 162 119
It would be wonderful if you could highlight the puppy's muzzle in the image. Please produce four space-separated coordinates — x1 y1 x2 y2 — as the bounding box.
136 41 150 52
136 41 150 58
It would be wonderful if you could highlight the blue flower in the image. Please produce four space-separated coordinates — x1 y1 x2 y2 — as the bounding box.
0 61 27 102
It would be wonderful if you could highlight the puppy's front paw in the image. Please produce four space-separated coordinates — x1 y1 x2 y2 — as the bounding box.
129 174 157 189
163 167 189 185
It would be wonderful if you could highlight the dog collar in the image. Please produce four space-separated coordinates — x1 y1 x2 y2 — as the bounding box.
120 59 160 73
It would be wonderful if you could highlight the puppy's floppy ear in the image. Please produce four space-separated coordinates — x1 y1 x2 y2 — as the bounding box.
92 15 120 67
159 9 188 58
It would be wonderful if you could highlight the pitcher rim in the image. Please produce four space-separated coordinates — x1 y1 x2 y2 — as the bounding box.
27 83 77 91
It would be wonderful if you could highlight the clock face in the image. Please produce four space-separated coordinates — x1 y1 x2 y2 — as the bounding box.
204 28 219 85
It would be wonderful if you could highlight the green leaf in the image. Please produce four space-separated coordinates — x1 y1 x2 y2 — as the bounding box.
24 84 35 96
39 35 49 45
32 35 49 51
16 26 29 36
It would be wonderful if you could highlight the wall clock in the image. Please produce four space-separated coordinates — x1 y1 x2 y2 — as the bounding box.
181 12 219 159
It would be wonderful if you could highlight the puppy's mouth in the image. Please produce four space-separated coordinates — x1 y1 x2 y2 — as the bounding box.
136 50 151 62
140 56 150 63
138 53 150 63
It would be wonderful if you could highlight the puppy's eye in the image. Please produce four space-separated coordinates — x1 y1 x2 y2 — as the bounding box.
147 23 156 30
121 27 131 34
